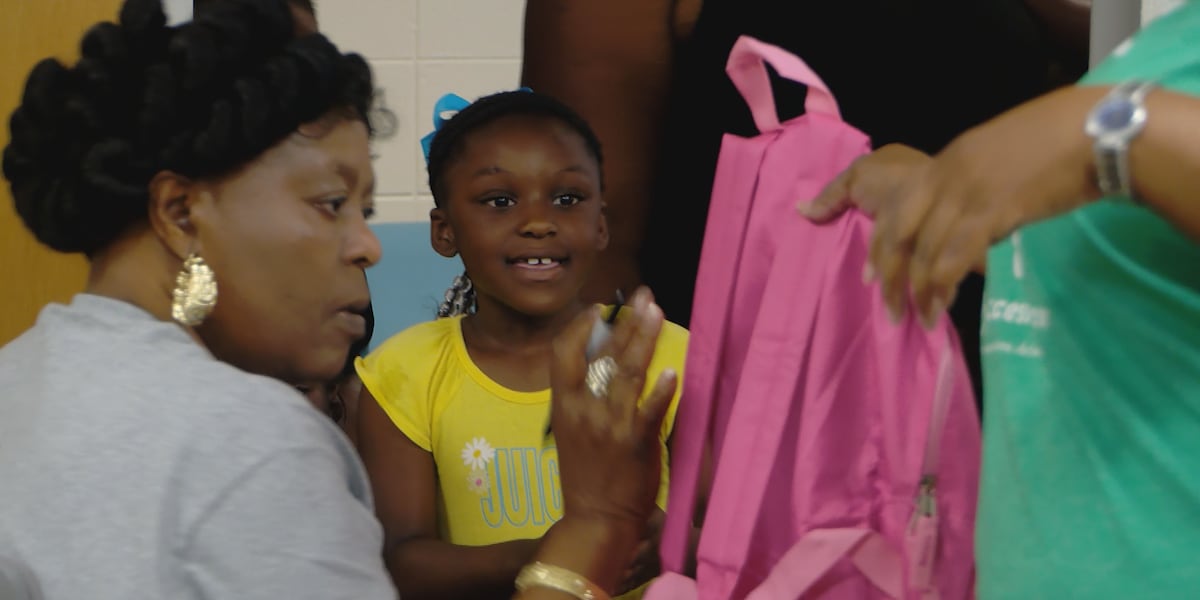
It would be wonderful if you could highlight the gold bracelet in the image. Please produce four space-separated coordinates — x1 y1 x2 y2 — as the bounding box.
515 561 611 600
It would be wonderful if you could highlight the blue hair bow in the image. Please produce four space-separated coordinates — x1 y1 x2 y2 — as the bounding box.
419 87 533 165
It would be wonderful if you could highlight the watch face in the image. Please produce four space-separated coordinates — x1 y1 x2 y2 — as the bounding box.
1096 98 1136 130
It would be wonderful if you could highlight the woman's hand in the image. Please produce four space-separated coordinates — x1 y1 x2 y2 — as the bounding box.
801 86 1107 326
515 287 677 598
616 509 665 595
800 143 933 223
551 287 677 538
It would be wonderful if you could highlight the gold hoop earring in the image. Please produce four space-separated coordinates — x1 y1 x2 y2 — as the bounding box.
171 253 218 327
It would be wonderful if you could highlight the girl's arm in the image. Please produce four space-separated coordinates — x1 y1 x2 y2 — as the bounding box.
356 388 539 600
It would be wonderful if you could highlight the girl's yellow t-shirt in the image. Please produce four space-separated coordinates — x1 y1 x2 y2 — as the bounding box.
356 309 686 548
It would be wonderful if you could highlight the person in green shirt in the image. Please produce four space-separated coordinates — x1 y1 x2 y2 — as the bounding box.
802 3 1200 596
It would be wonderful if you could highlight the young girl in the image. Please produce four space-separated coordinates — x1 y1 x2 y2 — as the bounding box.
355 91 688 599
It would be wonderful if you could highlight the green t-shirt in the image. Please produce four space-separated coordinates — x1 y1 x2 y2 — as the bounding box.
977 4 1200 597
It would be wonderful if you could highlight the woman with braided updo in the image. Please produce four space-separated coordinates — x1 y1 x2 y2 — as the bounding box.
0 0 394 597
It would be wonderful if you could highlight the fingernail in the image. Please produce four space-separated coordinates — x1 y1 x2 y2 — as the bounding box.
662 368 677 380
642 302 662 327
632 288 651 310
887 304 903 324
797 201 812 216
862 262 876 284
922 298 947 330
919 307 938 330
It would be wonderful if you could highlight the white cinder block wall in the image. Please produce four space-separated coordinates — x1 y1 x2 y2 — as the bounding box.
318 0 527 225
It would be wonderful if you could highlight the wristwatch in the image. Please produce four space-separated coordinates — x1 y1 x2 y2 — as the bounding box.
1084 80 1156 201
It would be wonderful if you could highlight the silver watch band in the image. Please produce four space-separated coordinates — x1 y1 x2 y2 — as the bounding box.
1095 144 1131 199
1090 80 1155 201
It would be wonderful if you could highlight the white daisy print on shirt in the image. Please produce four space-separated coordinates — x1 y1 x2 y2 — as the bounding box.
467 469 490 496
461 437 496 470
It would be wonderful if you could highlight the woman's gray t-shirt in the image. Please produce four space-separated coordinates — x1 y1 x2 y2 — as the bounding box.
0 294 395 599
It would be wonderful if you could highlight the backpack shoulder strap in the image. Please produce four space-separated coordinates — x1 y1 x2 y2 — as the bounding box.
726 35 841 133
658 126 768 575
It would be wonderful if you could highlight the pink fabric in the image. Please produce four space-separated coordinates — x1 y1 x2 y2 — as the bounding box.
646 36 980 600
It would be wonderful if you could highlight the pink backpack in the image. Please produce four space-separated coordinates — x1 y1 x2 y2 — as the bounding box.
645 37 981 600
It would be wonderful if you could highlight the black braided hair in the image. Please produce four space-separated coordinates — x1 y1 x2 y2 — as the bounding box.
437 272 475 318
425 90 604 208
2 0 371 257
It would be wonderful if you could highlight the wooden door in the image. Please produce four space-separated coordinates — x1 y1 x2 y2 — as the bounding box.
0 0 123 345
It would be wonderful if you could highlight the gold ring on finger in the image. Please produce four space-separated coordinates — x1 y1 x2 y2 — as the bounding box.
584 356 618 398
